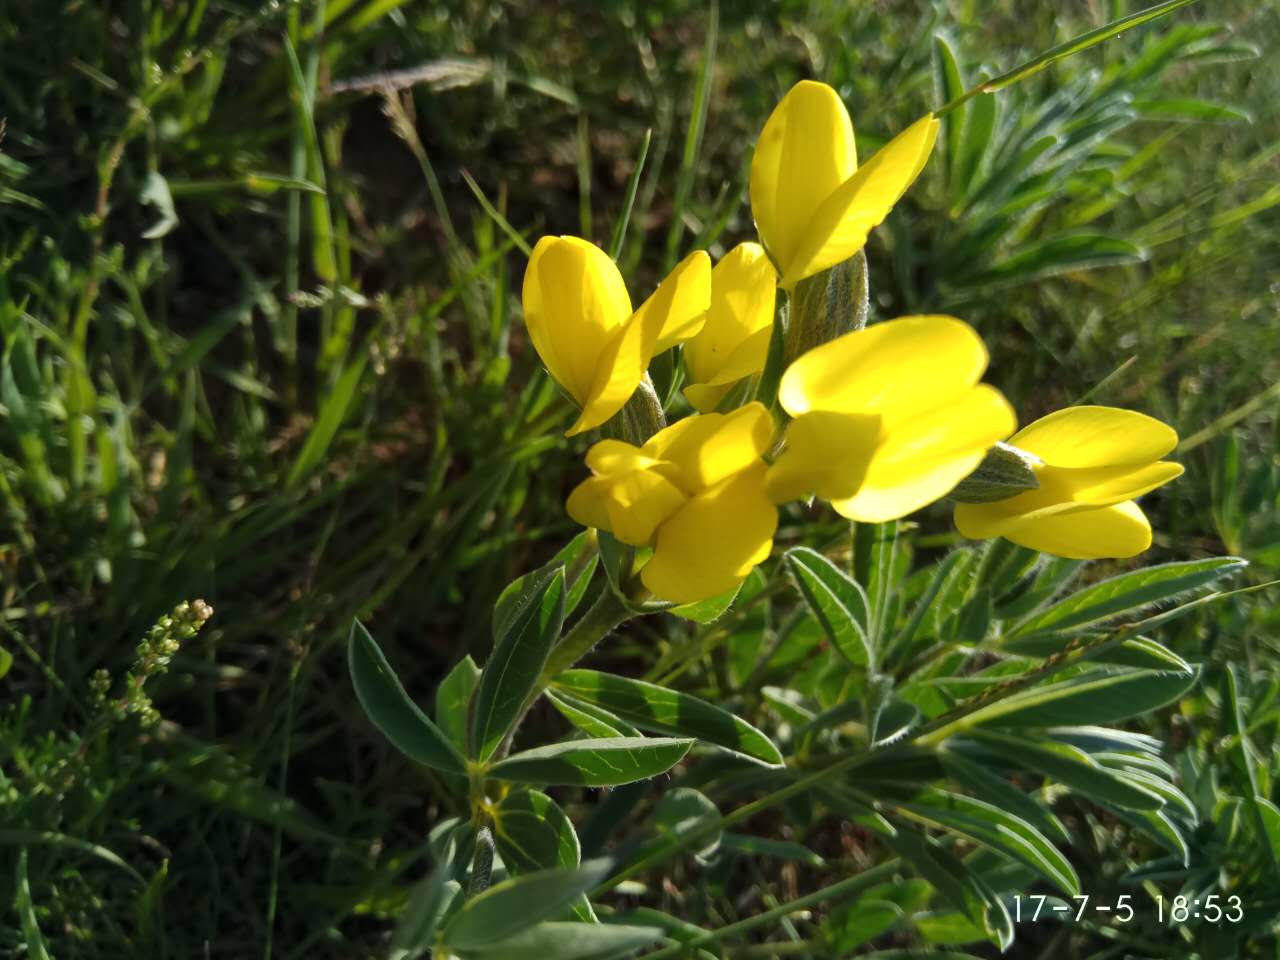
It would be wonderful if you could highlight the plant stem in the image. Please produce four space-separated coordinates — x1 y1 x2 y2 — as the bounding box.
486 587 634 769
540 588 631 684
641 859 900 958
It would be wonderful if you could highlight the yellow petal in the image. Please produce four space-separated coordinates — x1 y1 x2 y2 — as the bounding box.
779 114 939 289
641 462 778 603
972 500 1154 559
1010 406 1179 468
779 315 988 420
764 410 881 504
566 470 687 547
635 250 713 355
523 236 632 405
584 439 665 476
960 458 1185 528
1056 460 1185 505
830 384 1016 522
568 251 711 436
643 402 774 492
683 382 734 414
954 499 1020 540
684 242 778 386
749 81 857 280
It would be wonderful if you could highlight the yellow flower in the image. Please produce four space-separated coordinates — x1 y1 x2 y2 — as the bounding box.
522 236 711 436
766 316 1016 522
566 403 778 604
954 407 1184 559
683 242 778 413
749 80 939 290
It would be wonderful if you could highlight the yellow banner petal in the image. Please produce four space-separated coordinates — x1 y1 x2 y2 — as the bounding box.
779 315 988 419
749 81 857 280
1010 406 1179 468
523 236 632 405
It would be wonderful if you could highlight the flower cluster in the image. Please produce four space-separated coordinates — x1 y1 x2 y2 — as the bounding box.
520 81 1183 603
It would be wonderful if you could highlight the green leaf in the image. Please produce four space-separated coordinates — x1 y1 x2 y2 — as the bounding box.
955 92 997 199
390 829 464 960
436 656 481 755
719 833 824 867
885 829 1011 951
441 860 611 950
936 0 1199 110
286 355 368 489
914 911 987 945
826 898 902 952
897 790 1079 895
493 790 580 873
972 732 1165 811
347 620 465 775
546 689 641 738
14 850 52 960
967 232 1145 286
939 750 1069 843
460 922 663 960
0 830 143 885
1134 97 1252 123
1226 665 1280 878
670 581 741 623
932 33 967 189
0 645 12 680
1092 636 1193 673
490 737 694 787
652 788 721 861
784 547 872 668
494 532 597 639
139 170 179 239
1006 557 1246 644
961 668 1199 729
553 669 783 766
472 569 566 760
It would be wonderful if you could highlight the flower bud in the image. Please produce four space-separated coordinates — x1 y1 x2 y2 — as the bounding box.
599 375 667 445
784 249 868 367
949 442 1041 503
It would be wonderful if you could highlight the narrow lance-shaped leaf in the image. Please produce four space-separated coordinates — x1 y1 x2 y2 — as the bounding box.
460 921 664 960
490 737 694 787
546 689 641 739
493 532 597 639
554 669 783 767
971 731 1165 811
896 789 1080 895
348 620 465 775
472 568 566 760
955 667 1199 731
436 655 481 755
784 546 872 668
939 748 1069 844
1006 557 1247 643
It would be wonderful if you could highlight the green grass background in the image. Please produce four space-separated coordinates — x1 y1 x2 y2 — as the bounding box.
1 0 1277 955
